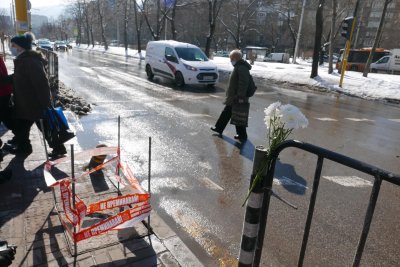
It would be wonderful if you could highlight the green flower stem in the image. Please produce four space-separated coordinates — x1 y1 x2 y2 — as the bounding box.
242 120 293 207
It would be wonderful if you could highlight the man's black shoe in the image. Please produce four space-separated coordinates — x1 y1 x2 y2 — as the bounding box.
234 135 247 141
5 145 32 156
210 127 223 135
48 149 67 159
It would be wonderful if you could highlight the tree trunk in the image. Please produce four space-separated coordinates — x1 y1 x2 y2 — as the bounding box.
133 0 142 54
97 0 107 50
205 0 215 57
123 0 129 53
311 0 325 78
362 0 391 77
328 0 337 74
170 1 178 40
84 3 90 46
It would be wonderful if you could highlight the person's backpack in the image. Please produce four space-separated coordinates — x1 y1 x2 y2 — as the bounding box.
247 74 257 97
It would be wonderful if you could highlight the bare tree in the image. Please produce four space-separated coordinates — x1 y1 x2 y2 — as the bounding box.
82 0 91 46
133 0 145 55
204 0 225 57
96 0 108 49
328 0 337 74
219 0 258 49
140 0 166 40
362 0 392 77
311 0 325 78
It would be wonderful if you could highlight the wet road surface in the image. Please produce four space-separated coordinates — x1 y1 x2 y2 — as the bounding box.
58 49 400 266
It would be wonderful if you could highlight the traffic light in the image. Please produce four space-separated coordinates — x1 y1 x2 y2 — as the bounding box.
341 16 354 40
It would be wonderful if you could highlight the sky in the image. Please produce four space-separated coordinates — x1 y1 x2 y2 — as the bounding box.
0 0 67 18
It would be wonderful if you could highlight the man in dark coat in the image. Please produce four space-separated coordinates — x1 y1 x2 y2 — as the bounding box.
8 32 51 155
211 49 250 141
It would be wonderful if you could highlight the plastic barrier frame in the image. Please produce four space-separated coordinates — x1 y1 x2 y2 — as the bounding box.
41 116 153 256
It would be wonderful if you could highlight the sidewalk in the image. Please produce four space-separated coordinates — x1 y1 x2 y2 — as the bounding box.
0 126 203 267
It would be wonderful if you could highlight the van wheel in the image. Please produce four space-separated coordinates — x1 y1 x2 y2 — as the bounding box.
371 68 377 73
175 72 185 87
146 64 154 80
350 66 358 71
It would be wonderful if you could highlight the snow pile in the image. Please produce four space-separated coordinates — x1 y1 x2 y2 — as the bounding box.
72 43 145 59
56 82 91 115
213 57 400 103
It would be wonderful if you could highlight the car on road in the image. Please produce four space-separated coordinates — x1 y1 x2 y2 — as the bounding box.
145 40 218 87
263 53 290 63
37 39 53 51
54 41 68 52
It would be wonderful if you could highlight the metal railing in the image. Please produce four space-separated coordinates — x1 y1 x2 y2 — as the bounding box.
239 140 400 267
37 47 59 96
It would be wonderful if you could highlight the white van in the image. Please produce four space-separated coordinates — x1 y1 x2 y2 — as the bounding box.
370 49 400 74
145 40 218 87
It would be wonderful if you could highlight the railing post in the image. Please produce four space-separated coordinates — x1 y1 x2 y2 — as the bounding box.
238 146 268 267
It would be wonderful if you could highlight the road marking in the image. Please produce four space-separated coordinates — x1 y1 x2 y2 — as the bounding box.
209 94 222 98
345 118 374 122
388 119 400 123
315 117 338 121
323 176 372 187
186 114 212 118
273 176 308 189
201 177 224 191
79 66 96 75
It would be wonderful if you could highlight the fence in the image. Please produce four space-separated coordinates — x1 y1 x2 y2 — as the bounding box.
239 140 400 267
37 47 59 96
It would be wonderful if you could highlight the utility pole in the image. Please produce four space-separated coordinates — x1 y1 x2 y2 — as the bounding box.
14 0 29 34
293 0 306 64
339 0 361 87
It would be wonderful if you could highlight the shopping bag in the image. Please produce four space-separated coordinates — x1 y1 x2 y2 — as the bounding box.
230 101 250 127
45 107 75 146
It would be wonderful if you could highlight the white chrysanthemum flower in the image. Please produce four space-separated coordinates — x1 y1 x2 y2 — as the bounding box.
279 104 309 129
264 102 281 129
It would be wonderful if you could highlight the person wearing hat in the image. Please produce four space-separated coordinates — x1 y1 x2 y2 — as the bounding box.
7 32 51 156
8 33 68 158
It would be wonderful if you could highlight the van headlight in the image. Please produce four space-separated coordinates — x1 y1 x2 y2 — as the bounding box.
184 63 197 71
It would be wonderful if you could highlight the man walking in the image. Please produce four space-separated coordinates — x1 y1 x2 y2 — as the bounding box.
211 49 251 141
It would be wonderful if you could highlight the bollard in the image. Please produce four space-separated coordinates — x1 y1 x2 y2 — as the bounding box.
87 144 108 171
238 146 268 267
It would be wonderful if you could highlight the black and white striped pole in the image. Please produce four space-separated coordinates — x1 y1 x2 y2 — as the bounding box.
238 146 268 267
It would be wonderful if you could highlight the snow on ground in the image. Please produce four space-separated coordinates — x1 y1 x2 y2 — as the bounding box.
73 44 400 102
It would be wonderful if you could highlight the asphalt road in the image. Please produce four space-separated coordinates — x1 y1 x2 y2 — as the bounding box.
58 49 400 266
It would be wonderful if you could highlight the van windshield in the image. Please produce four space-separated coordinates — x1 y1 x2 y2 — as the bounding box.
175 47 208 62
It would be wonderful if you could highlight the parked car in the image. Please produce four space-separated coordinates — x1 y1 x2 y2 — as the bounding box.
213 50 229 57
37 39 53 51
145 40 218 87
263 53 290 63
109 40 119 47
54 41 68 51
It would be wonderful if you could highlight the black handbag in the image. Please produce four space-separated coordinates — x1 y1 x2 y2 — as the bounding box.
230 101 250 127
44 107 75 146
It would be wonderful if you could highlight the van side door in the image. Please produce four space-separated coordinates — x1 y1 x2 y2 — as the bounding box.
158 47 178 78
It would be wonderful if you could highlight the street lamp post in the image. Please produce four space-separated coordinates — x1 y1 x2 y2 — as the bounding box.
293 0 307 64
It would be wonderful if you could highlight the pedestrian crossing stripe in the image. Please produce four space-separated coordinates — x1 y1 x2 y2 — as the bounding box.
322 176 372 187
345 118 373 122
388 119 400 123
314 117 338 121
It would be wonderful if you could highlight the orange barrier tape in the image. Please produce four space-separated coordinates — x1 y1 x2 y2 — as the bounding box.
60 180 87 227
74 203 152 242
87 194 150 214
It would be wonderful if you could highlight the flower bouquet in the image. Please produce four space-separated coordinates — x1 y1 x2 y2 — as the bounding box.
242 102 309 206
